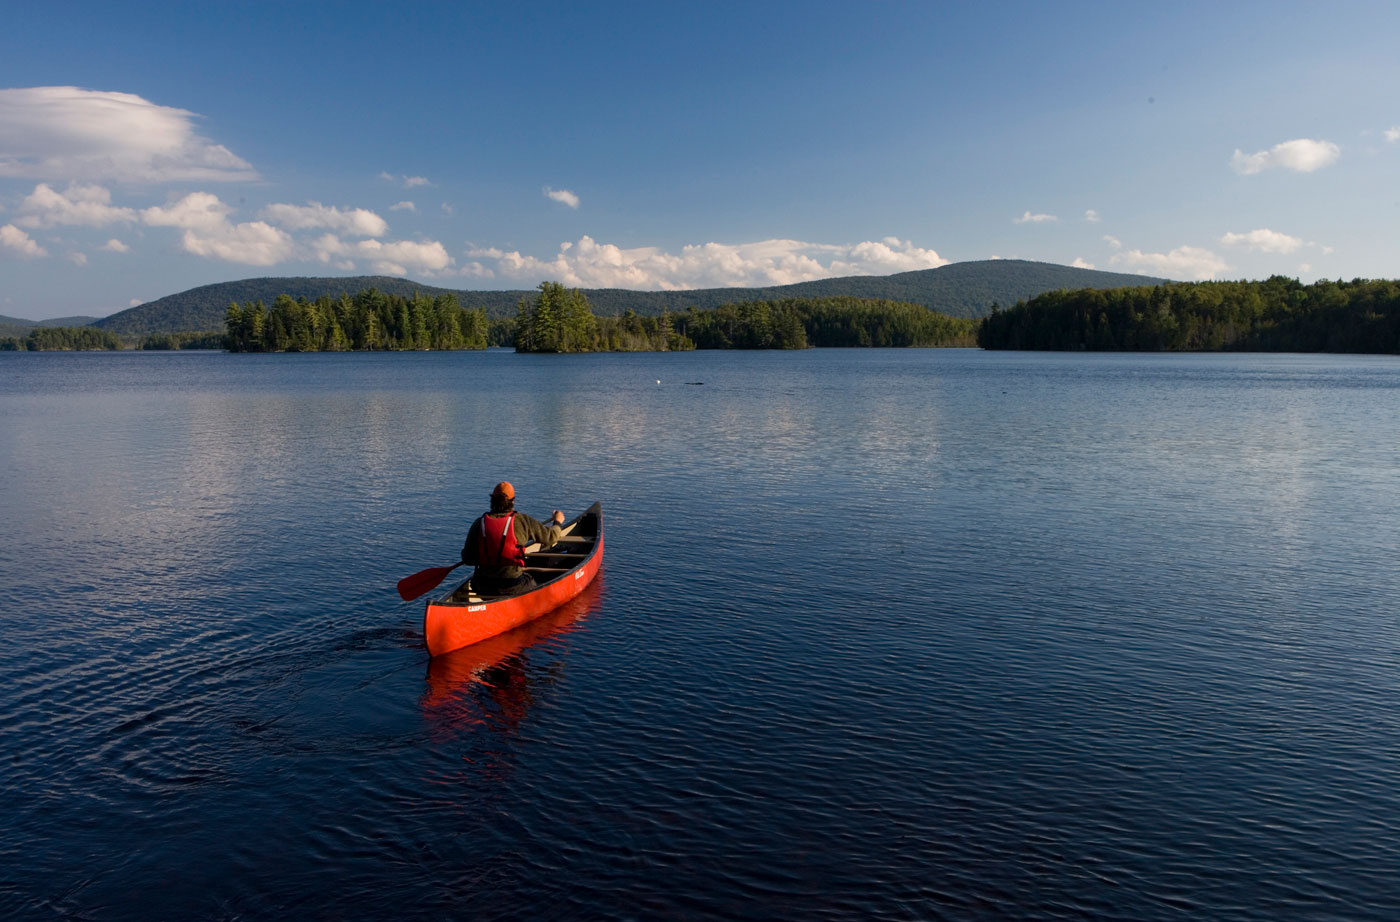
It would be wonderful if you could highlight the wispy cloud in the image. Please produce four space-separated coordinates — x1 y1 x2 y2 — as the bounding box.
1 223 48 258
0 87 257 183
389 201 416 212
1013 211 1057 224
1219 228 1303 254
1084 209 1101 223
1385 126 1400 143
544 186 580 209
1230 138 1340 174
100 238 129 253
260 201 388 236
379 172 431 189
1103 235 1122 249
463 236 947 289
1110 245 1227 280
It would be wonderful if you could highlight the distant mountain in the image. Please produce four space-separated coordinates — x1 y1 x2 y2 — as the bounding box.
91 260 1169 336
0 314 103 339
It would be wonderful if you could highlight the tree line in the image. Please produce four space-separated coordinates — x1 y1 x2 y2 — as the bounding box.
224 289 489 352
1 326 123 351
978 276 1400 353
512 284 977 352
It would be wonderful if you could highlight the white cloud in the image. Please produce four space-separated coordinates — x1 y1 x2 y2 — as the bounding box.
1299 263 1312 273
1110 245 1227 280
1014 211 1057 224
129 298 142 307
100 238 129 253
142 192 294 265
1384 126 1399 143
260 201 388 237
1103 235 1122 249
1071 257 1095 269
1230 138 1340 174
1084 210 1100 223
66 251 87 266
379 172 431 188
464 235 948 289
389 200 416 212
311 233 452 276
17 182 137 228
544 186 581 209
1 223 47 258
1219 228 1303 254
441 202 454 216
0 86 257 183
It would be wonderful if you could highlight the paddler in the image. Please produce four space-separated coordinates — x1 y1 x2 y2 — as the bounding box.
459 481 566 598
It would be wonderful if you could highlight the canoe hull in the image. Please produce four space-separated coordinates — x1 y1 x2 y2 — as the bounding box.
423 503 602 657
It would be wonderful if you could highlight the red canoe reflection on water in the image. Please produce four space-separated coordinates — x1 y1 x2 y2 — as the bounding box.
421 577 604 723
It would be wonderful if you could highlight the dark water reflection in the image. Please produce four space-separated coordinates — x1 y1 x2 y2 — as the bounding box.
2 349 1399 920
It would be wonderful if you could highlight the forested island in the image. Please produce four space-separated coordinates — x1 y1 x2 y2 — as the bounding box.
978 276 1400 353
1 327 123 351
218 282 978 353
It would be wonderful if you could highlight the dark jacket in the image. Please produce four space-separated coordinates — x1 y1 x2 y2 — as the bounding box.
462 511 563 583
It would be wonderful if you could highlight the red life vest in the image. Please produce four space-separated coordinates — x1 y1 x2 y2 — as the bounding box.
478 512 526 567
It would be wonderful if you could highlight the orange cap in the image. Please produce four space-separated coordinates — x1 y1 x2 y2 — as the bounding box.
492 481 515 499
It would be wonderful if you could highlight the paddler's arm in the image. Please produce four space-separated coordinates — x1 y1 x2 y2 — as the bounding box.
515 510 567 550
460 517 482 565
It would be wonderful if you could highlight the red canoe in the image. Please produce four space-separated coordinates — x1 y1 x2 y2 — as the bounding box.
423 502 603 657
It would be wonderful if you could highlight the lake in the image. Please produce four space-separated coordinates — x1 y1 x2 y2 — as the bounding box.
2 348 1398 920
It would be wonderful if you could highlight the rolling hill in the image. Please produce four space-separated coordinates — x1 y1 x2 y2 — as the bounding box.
90 260 1169 336
0 314 104 339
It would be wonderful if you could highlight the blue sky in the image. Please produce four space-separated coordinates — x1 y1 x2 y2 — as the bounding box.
2 0 1397 319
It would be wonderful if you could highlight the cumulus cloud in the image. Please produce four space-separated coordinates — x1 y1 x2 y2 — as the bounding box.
1110 245 1227 280
1219 228 1303 254
260 201 388 237
17 182 137 228
66 251 87 266
389 200 416 212
544 186 581 209
1 223 48 258
310 233 452 276
1230 138 1340 174
1103 235 1122 249
142 192 293 265
1014 211 1057 224
1084 210 1100 223
1385 127 1399 143
463 235 948 289
1071 257 1095 269
0 86 257 183
100 238 129 253
441 202 454 216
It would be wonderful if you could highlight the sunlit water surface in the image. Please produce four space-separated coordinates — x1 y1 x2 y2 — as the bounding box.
2 349 1398 920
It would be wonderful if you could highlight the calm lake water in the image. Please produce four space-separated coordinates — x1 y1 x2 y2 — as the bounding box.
2 348 1398 921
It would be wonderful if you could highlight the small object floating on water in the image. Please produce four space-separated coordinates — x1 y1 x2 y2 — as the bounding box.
685 381 704 386
657 379 661 384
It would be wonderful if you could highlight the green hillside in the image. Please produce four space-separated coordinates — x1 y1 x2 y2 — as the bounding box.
0 314 103 338
90 260 1167 336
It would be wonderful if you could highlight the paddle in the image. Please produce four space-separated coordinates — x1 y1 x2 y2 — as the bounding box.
397 542 547 602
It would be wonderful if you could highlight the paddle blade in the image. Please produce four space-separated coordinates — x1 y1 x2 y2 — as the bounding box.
397 564 461 602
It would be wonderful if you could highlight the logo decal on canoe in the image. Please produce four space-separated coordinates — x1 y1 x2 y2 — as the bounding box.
575 569 585 580
468 605 486 612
